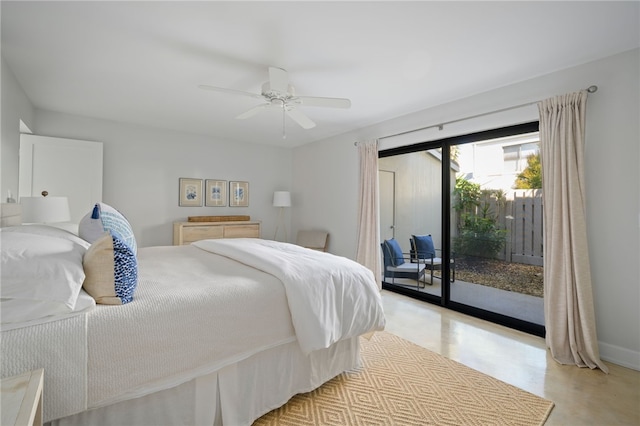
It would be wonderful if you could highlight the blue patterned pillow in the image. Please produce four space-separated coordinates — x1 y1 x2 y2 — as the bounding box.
384 238 405 266
82 231 138 305
79 203 137 255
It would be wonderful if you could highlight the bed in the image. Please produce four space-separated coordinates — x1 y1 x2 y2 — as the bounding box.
0 204 385 426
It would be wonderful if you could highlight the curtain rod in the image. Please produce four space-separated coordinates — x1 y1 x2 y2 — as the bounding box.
354 85 597 145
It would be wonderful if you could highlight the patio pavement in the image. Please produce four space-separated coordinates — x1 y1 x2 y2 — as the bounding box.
384 275 545 325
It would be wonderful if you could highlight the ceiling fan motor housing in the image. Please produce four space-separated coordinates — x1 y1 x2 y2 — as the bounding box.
261 81 295 101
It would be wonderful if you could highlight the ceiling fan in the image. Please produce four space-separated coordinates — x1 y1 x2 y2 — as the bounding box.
198 67 351 136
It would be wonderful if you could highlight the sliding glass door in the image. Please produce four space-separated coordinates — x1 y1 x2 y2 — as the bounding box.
380 122 545 336
449 132 544 333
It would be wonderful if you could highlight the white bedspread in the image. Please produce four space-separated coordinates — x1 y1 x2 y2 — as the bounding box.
86 245 296 409
193 238 386 354
3 245 297 422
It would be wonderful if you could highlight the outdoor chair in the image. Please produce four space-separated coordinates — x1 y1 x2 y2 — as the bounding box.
381 238 426 289
410 234 455 284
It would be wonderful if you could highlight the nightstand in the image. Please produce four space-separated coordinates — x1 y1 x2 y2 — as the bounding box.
1 368 44 426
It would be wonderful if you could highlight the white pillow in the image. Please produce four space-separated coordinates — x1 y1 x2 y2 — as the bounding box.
45 222 80 235
1 224 89 248
0 231 87 324
1 290 95 331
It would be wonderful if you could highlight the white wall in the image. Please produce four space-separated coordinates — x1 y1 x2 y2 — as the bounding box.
291 135 362 257
1 57 35 200
32 110 293 247
293 49 640 370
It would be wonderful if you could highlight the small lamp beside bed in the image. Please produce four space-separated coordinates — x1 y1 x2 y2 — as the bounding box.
20 191 71 224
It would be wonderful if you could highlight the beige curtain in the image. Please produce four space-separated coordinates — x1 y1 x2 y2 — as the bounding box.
356 139 381 289
538 91 608 372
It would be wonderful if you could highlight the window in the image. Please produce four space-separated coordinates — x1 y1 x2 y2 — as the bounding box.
503 142 539 173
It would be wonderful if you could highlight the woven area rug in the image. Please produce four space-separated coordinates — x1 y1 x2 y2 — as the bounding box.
254 331 554 426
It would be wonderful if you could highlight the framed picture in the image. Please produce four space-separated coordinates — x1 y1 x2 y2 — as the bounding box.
229 181 249 207
205 179 227 207
179 178 202 207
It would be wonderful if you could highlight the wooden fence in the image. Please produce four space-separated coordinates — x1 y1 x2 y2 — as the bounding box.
461 189 543 266
506 189 543 266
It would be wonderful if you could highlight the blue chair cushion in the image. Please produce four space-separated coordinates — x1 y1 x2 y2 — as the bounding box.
384 238 405 266
412 234 435 258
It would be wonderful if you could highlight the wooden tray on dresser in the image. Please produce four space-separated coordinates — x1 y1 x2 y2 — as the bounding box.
187 215 250 222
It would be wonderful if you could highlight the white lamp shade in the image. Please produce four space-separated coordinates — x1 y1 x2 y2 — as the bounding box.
21 196 71 223
273 191 291 207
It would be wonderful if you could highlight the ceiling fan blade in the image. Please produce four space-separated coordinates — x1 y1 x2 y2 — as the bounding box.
268 67 289 94
198 84 264 100
286 108 316 129
295 96 351 109
236 103 272 119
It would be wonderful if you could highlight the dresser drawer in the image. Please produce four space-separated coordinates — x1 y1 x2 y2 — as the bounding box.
223 224 260 238
182 225 224 243
173 221 261 245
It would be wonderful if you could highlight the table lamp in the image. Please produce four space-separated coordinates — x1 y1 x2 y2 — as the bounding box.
20 191 71 223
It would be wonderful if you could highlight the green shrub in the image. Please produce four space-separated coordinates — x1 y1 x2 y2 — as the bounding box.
453 178 507 258
453 213 507 258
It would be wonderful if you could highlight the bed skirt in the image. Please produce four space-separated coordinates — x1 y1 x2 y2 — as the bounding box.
47 336 360 426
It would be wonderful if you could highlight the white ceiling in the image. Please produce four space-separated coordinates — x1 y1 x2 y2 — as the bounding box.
2 1 638 147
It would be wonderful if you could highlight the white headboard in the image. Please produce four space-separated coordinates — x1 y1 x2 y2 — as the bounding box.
0 203 22 227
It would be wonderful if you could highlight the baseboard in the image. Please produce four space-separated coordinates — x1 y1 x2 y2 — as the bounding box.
599 341 640 371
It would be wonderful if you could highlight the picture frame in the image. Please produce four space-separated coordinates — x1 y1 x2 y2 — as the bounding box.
229 181 249 207
179 178 203 207
205 179 227 207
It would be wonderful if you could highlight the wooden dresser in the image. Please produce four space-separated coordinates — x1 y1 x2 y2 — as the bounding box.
173 221 261 245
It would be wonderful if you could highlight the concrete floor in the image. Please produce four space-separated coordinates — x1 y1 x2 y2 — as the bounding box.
382 290 640 425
